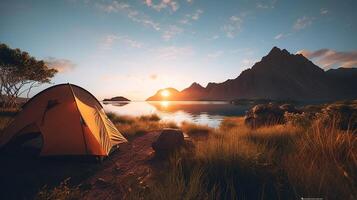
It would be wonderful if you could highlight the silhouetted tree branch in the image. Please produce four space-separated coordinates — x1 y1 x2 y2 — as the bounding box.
0 43 57 108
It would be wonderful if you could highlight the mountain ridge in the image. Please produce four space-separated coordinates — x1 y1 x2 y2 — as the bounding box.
146 47 357 101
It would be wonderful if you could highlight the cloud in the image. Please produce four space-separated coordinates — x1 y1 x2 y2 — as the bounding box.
101 34 118 50
297 49 357 69
256 0 277 9
179 9 203 25
222 15 243 38
162 25 183 40
274 33 284 40
208 35 219 40
145 0 180 12
191 9 203 20
207 51 224 59
44 57 76 73
152 46 194 61
274 32 291 40
320 8 328 15
293 16 313 30
241 58 255 67
98 1 160 31
100 34 142 50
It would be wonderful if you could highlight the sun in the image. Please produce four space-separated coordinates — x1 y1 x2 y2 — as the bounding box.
161 90 170 97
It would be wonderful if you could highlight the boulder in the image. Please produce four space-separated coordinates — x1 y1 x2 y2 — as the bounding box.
152 129 184 156
245 103 300 128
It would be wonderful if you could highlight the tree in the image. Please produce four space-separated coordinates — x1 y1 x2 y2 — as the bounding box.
0 43 57 108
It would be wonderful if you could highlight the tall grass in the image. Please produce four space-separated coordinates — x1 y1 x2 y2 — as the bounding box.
283 120 357 199
181 122 214 138
106 112 178 139
138 116 357 199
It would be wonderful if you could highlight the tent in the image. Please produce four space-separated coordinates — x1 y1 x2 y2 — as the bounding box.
0 83 127 157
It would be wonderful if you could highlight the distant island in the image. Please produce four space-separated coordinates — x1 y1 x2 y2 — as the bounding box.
103 96 131 102
147 47 357 102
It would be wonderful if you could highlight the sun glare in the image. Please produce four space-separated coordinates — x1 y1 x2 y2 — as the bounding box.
160 101 170 108
161 90 170 97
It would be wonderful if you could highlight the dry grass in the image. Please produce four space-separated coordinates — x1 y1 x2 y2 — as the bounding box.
2 109 355 199
0 116 12 132
283 120 357 199
181 122 214 138
35 178 83 200
106 112 178 139
139 116 357 199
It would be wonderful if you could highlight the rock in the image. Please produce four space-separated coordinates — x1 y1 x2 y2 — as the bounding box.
245 103 299 128
103 96 130 101
152 128 184 157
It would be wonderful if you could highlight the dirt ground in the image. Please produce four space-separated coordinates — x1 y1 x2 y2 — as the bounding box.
0 131 165 200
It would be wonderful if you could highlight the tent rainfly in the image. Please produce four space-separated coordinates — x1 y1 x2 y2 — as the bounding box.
0 83 127 156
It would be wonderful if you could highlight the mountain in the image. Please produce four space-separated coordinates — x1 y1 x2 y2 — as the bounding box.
103 96 131 101
146 47 357 102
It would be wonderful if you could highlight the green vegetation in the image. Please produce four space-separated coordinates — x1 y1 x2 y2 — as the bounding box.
0 43 57 108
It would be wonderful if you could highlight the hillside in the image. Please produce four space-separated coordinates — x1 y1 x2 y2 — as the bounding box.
147 47 357 101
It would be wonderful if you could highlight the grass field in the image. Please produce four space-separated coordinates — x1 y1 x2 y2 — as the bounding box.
127 116 357 199
1 107 356 199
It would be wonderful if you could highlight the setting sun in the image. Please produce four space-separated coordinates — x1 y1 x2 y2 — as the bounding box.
161 90 170 97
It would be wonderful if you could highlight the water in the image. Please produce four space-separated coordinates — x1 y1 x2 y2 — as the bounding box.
102 101 251 127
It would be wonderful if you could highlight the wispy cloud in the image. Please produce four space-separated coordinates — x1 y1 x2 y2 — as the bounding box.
98 0 160 31
274 33 284 40
256 0 277 9
293 16 314 30
208 35 219 41
100 34 142 50
179 9 203 25
297 49 357 69
44 57 76 73
320 8 328 15
152 46 194 61
241 58 255 67
222 15 243 38
162 25 183 41
274 32 291 40
145 0 179 12
207 51 224 59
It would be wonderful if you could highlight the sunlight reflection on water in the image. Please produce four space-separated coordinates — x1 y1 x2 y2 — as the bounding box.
102 101 250 127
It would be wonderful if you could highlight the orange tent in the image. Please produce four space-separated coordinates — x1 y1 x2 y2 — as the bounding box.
0 84 127 156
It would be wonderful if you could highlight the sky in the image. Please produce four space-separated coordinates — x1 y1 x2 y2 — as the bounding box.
1 0 356 100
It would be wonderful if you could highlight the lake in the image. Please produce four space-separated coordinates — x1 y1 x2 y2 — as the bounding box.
102 101 251 127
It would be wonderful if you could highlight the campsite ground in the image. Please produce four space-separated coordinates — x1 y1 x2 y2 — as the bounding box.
0 130 163 200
